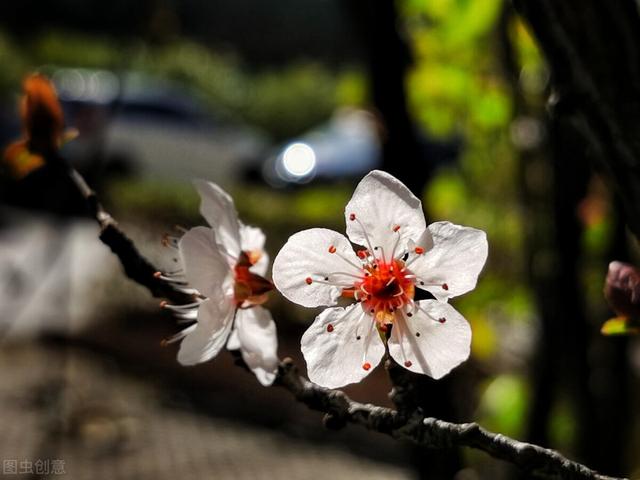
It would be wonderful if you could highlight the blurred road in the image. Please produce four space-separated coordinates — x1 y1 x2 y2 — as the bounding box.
0 342 414 480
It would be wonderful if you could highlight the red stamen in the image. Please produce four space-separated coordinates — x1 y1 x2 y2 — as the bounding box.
326 324 334 333
159 300 168 308
357 250 368 259
328 245 337 254
404 360 412 367
233 261 274 305
438 317 446 323
362 362 371 371
154 271 162 278
360 258 415 321
414 246 425 255
393 225 401 232
349 213 356 221
305 277 313 285
341 288 356 299
442 283 449 291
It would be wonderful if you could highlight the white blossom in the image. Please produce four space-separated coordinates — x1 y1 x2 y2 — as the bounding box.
272 170 487 388
163 180 278 386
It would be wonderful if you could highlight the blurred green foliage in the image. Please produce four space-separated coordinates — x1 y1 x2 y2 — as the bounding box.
130 41 362 139
401 0 530 298
600 317 640 336
402 0 539 355
401 0 551 452
0 30 366 140
107 179 200 225
548 398 578 450
402 1 622 462
32 31 121 68
403 0 509 137
478 374 529 437
106 178 351 235
0 32 27 98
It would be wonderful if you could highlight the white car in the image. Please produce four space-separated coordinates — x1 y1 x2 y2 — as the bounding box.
262 108 382 186
53 68 269 186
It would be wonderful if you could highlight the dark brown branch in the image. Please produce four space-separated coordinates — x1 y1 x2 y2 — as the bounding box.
67 168 192 304
276 358 623 480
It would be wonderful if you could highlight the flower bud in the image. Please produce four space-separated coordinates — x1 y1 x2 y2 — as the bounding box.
604 261 640 318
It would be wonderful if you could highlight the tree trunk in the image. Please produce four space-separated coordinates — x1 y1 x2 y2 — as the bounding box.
512 0 640 239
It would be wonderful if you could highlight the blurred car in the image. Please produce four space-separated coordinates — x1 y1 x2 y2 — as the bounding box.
51 68 269 186
262 108 462 187
262 108 382 186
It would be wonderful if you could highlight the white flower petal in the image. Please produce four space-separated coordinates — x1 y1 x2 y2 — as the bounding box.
175 309 198 321
410 221 488 301
408 229 434 253
177 299 235 366
301 303 385 388
193 179 241 258
239 223 266 252
251 252 269 277
388 300 471 379
236 306 279 386
174 323 197 339
345 170 426 257
226 326 240 350
273 228 362 308
178 226 233 298
240 224 269 276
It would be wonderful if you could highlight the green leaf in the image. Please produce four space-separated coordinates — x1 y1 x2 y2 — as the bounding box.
601 316 640 336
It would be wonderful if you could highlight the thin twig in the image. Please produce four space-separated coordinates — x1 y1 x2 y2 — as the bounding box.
67 167 192 304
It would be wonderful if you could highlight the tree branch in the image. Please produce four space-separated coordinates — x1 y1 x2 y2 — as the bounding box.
276 358 623 480
67 167 192 304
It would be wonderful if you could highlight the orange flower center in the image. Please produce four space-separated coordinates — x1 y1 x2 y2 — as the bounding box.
233 251 273 306
345 258 415 325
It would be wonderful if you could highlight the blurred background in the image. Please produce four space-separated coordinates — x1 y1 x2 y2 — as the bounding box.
0 0 638 479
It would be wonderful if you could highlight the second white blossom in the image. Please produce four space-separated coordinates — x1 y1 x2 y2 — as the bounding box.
164 180 279 386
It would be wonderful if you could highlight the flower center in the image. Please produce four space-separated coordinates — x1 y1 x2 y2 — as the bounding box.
304 214 451 326
356 258 415 325
233 251 273 306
